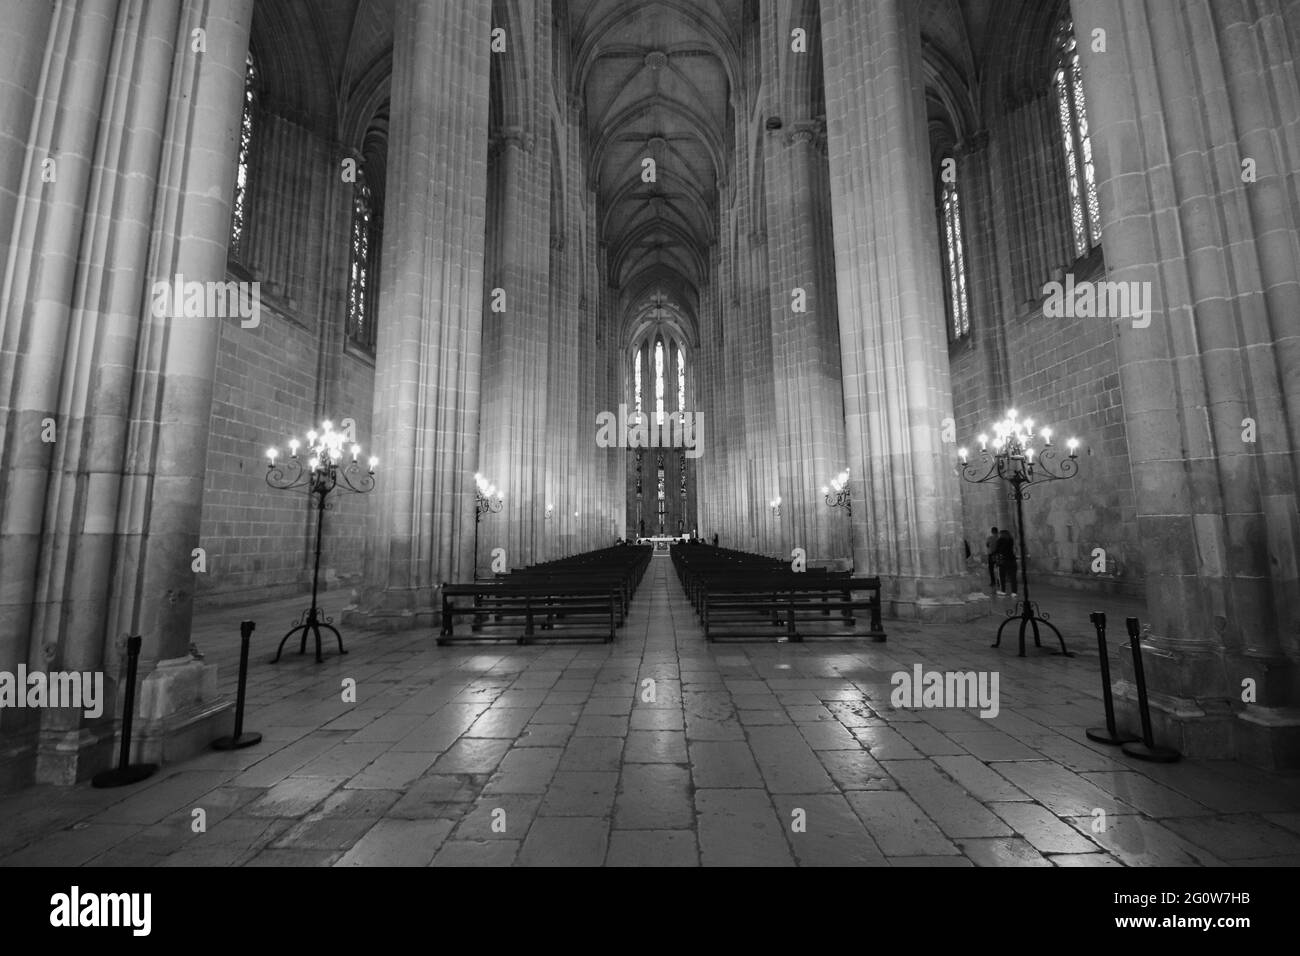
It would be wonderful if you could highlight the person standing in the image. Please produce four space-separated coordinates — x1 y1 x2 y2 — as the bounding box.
995 528 1018 596
985 527 999 588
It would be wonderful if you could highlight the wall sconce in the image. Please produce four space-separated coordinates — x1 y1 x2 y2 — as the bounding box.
822 468 851 516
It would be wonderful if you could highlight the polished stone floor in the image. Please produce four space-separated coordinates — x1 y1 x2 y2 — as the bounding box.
2 561 1298 867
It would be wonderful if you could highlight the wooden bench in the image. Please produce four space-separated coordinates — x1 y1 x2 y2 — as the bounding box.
439 583 619 645
437 545 652 645
671 545 886 643
698 576 885 642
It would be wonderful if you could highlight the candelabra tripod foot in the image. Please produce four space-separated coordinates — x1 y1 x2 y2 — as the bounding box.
273 610 346 664
993 601 1072 658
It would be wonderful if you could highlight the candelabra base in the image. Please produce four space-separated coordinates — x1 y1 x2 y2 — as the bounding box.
273 608 347 664
993 601 1072 658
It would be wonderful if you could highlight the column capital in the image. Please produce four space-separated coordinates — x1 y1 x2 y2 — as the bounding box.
491 125 535 155
956 128 990 156
785 118 825 147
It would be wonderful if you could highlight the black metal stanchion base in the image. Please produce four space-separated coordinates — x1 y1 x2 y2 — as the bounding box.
1121 740 1181 762
272 611 346 664
1086 726 1139 745
92 763 158 789
213 732 263 750
993 602 1072 657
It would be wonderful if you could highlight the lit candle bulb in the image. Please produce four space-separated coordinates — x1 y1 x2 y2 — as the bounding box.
1025 447 1035 463
1041 427 1052 445
289 439 300 457
977 433 987 450
368 456 378 473
958 447 968 464
352 444 361 462
307 430 317 443
266 448 277 466
1007 408 1018 420
821 486 830 495
309 456 319 472
322 420 332 433
1067 438 1079 457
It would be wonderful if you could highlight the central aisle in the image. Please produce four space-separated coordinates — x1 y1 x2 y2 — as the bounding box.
0 560 1291 866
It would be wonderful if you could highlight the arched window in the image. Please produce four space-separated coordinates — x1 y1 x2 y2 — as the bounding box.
1053 17 1101 257
654 340 665 426
676 344 686 411
634 346 644 419
938 168 971 340
230 51 257 260
346 179 379 352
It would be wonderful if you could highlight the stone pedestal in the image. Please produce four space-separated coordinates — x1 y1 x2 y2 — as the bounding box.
133 657 232 766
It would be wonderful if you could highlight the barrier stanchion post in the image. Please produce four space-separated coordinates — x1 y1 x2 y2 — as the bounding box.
92 636 159 788
1120 617 1180 763
213 620 262 750
1086 611 1138 745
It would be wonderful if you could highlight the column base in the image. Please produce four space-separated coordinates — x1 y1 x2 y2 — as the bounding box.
879 572 994 623
342 584 440 632
0 725 38 793
1234 706 1300 770
35 724 116 785
1111 681 1235 759
132 657 233 766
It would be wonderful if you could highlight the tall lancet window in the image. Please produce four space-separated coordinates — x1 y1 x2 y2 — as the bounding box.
654 340 665 426
1053 17 1101 257
230 51 257 260
346 179 379 352
676 345 685 411
634 346 644 420
938 171 970 340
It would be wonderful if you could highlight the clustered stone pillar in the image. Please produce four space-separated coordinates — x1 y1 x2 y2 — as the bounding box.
1075 0 1300 766
351 0 491 627
765 120 851 566
0 0 252 785
819 0 978 619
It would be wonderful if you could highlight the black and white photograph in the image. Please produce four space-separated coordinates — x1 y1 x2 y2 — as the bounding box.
0 0 1295 938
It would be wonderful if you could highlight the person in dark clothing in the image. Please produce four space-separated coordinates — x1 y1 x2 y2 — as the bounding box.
712 533 719 548
995 529 1018 595
985 527 999 587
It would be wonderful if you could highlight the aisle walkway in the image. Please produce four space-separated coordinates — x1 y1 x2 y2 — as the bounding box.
2 560 1298 866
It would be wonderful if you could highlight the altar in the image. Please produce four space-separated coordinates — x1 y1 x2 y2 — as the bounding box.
637 535 689 553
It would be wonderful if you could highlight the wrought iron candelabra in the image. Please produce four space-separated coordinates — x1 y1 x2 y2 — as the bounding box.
265 421 376 663
959 410 1079 657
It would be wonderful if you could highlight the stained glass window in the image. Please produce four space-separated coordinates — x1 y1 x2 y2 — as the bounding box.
634 347 644 419
346 181 378 352
1053 19 1102 257
654 340 665 426
939 174 970 339
230 51 256 259
676 345 685 411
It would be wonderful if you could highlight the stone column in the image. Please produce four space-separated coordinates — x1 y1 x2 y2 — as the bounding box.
481 127 551 573
819 0 979 619
765 120 851 566
2 0 251 783
0 0 121 786
105 0 254 769
350 0 491 626
1075 0 1300 765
